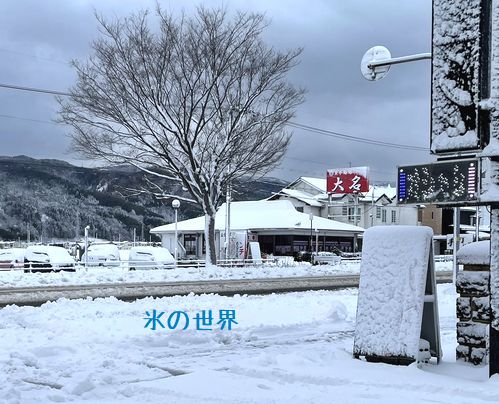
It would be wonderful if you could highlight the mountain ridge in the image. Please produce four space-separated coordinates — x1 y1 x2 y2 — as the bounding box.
0 156 286 241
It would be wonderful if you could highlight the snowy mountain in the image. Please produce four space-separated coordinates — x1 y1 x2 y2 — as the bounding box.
0 156 285 241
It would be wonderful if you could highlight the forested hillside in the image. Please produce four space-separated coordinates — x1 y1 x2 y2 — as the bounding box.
0 156 285 241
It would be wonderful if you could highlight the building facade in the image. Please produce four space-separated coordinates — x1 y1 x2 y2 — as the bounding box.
268 177 419 229
150 200 364 260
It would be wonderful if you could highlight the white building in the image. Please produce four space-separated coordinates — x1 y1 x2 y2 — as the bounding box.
267 176 419 229
150 200 364 259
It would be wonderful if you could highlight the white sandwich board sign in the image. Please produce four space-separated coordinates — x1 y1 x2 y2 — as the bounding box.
353 226 442 365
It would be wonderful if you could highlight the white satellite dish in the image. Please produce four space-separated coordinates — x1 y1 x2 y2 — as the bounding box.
361 46 392 81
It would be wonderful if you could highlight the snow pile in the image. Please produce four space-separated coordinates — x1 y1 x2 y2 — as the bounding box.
457 240 490 265
354 226 434 360
0 259 453 289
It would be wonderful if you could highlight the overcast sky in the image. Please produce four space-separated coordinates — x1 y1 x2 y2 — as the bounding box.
0 0 432 183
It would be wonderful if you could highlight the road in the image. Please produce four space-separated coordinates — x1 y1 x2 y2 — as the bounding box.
0 271 453 307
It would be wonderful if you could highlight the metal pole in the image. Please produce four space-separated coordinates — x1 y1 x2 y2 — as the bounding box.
371 187 375 227
368 53 432 69
225 182 231 260
133 228 136 247
84 225 89 269
354 193 360 227
490 207 499 376
328 193 332 219
174 208 178 266
452 207 460 282
475 207 480 242
309 213 313 254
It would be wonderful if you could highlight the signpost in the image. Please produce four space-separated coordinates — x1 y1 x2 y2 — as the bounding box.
327 166 369 230
326 167 369 194
353 226 441 365
361 0 499 375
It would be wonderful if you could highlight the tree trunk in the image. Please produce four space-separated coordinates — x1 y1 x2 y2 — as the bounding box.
205 214 217 266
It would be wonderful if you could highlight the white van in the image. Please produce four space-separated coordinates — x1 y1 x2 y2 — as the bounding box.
128 246 175 270
81 243 120 267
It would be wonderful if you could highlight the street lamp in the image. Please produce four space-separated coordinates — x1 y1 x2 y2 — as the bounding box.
309 213 314 258
172 199 180 266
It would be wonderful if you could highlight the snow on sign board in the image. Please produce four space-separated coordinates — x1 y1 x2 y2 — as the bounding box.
353 226 442 365
431 0 489 154
397 159 478 205
326 167 369 194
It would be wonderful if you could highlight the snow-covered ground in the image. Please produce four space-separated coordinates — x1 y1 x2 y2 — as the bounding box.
2 283 498 403
0 260 453 288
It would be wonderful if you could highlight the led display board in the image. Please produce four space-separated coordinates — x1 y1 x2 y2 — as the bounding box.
397 159 478 205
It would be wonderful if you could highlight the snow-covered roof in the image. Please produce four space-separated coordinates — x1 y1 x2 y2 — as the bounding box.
151 200 364 234
300 177 327 192
361 185 397 201
275 189 323 207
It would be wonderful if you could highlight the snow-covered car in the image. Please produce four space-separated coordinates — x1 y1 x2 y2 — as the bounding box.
312 251 341 266
81 243 121 267
0 248 26 270
128 246 175 270
24 246 76 272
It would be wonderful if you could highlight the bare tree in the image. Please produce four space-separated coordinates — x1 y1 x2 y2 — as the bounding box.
59 7 305 264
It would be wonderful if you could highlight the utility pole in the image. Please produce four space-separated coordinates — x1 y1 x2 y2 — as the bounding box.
371 186 375 227
452 207 461 282
225 168 232 260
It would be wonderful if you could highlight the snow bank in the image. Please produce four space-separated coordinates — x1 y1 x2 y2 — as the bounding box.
2 284 498 403
0 259 453 289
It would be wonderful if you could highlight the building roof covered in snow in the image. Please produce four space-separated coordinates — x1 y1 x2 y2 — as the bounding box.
276 176 397 205
150 200 364 234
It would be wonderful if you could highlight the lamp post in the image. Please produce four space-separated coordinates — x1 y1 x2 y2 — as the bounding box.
172 199 180 267
309 213 313 258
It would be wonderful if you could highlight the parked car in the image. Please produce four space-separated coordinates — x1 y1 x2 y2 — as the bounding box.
128 246 175 270
81 243 120 267
0 248 26 270
24 246 75 272
293 251 312 262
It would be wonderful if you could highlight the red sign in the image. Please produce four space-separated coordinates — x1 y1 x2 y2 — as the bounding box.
327 167 369 194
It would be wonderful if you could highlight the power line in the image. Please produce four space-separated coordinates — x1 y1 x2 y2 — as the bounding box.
287 121 428 151
0 47 69 65
0 113 59 126
0 111 402 175
285 156 396 176
0 81 429 151
0 82 71 97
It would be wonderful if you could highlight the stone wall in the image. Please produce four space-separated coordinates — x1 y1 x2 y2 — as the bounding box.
456 264 490 365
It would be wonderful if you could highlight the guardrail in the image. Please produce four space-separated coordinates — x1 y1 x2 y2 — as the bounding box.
2 254 454 273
